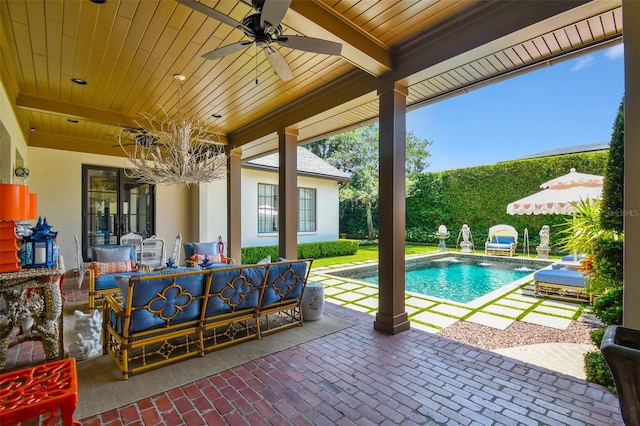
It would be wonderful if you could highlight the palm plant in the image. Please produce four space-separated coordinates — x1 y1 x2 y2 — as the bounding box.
556 198 605 257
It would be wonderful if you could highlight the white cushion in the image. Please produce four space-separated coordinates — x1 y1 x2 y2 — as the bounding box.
193 242 218 255
94 246 132 262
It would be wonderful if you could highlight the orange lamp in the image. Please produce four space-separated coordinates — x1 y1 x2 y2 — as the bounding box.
0 183 31 273
28 193 38 219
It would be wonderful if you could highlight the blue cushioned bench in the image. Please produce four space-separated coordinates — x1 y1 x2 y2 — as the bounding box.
533 268 592 304
102 258 313 379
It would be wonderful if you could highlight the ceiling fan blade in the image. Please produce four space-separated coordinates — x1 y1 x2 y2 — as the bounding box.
135 134 160 146
260 0 291 34
122 127 145 134
176 0 251 33
262 46 294 81
202 41 253 60
275 35 342 56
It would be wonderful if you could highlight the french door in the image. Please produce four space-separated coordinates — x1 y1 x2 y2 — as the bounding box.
81 165 155 261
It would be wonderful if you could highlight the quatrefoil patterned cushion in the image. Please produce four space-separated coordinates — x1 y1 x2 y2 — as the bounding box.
148 285 194 320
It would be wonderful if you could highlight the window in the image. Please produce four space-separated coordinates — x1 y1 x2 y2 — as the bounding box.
82 165 155 261
257 184 317 233
299 188 316 232
258 183 278 233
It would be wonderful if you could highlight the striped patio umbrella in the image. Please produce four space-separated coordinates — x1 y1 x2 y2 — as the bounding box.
506 168 603 215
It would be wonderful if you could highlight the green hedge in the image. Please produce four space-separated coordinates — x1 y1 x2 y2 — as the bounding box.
584 351 616 393
592 236 624 287
240 239 359 264
403 152 607 251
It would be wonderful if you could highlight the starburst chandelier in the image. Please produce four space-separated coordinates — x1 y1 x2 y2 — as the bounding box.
119 74 228 186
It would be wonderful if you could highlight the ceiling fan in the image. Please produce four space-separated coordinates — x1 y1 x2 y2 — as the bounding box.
177 0 342 81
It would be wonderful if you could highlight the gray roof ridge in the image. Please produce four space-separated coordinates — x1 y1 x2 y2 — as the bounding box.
507 141 610 162
243 146 351 181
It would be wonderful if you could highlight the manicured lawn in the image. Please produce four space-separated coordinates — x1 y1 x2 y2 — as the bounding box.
311 244 438 267
311 243 562 268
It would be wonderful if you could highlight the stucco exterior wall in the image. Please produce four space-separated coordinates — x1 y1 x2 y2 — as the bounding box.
240 168 341 248
198 178 227 245
0 79 28 184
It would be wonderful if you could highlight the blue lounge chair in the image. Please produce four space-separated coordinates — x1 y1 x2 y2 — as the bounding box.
561 254 585 261
533 267 592 304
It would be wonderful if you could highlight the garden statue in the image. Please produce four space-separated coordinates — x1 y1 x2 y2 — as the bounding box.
458 224 474 253
536 225 551 258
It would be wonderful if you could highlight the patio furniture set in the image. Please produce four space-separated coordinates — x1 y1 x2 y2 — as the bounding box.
481 224 591 304
103 258 313 379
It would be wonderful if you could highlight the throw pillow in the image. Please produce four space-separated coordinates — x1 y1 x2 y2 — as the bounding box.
193 242 218 255
257 255 271 264
116 275 132 301
94 246 133 262
90 260 135 277
190 254 225 264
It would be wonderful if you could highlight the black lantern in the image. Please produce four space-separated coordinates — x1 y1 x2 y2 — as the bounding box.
25 217 58 268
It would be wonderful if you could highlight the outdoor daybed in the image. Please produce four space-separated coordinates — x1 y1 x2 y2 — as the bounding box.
533 266 592 304
102 259 312 379
485 224 518 256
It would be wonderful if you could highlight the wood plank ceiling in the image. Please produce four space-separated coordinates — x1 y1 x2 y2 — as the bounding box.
0 0 623 160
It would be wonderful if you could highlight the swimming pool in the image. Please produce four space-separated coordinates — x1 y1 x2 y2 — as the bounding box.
328 254 550 304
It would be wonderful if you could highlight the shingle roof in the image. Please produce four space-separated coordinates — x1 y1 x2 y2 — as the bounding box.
243 147 351 181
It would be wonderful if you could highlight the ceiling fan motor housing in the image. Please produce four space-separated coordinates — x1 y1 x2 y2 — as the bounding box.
242 14 282 41
251 0 267 12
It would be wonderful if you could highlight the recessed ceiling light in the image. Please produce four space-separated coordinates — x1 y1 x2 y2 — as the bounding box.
212 114 222 118
90 0 107 4
71 78 87 85
29 127 35 132
68 119 79 123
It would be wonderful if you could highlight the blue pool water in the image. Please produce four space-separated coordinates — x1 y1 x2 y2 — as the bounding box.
331 256 541 303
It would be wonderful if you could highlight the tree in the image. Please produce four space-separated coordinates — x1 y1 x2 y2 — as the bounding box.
600 98 624 232
307 124 432 240
591 97 624 325
557 99 625 326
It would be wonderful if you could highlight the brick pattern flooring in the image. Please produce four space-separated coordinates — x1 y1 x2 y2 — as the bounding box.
3 277 623 425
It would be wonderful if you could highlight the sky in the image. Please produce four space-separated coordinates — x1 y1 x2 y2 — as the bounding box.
406 44 625 172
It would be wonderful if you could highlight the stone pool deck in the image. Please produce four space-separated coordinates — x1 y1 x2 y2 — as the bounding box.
309 254 597 380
